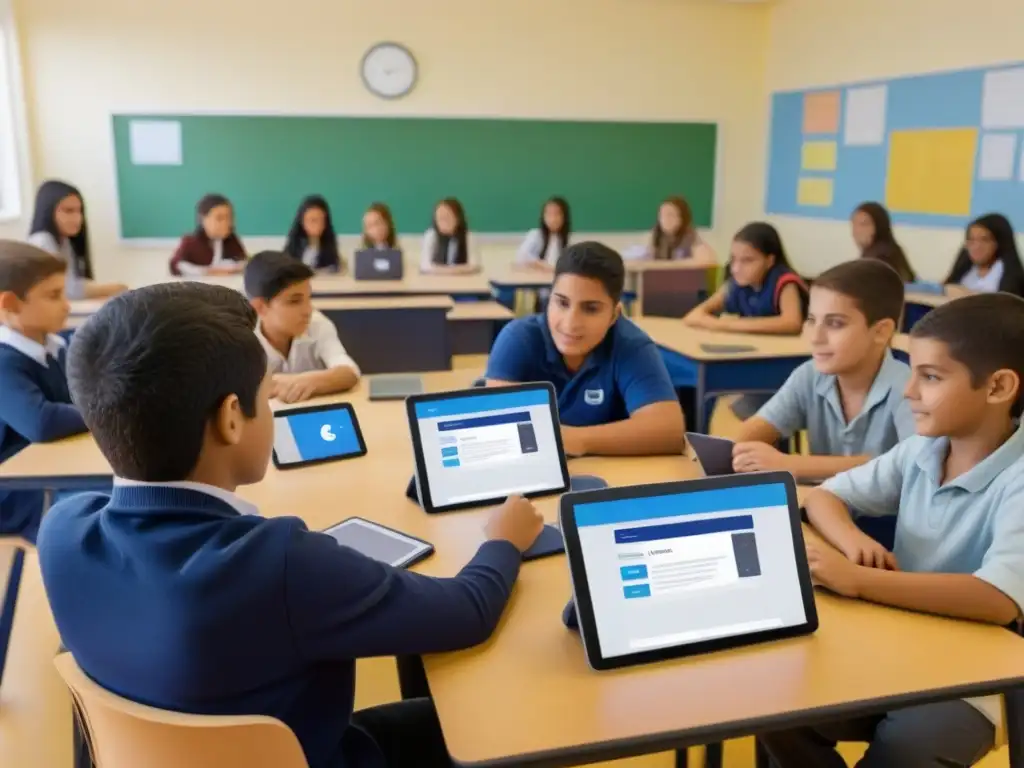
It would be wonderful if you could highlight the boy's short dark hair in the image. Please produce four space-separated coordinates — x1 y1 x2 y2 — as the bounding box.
67 283 266 481
912 293 1024 418
244 251 314 301
811 259 905 326
554 242 625 302
0 240 67 298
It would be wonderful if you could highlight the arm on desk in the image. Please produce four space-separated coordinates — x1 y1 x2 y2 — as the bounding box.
713 283 805 335
682 285 727 328
0 366 87 443
562 401 685 457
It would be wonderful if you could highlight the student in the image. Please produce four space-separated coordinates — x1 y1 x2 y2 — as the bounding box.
169 194 247 276
27 180 127 300
486 241 685 457
244 251 360 403
37 281 545 768
516 197 571 271
851 201 916 282
683 221 807 334
362 202 399 251
761 292 1024 768
944 213 1024 296
636 196 716 263
732 260 914 483
0 242 88 542
283 195 342 274
420 198 479 274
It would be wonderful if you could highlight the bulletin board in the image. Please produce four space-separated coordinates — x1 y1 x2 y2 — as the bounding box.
765 62 1024 229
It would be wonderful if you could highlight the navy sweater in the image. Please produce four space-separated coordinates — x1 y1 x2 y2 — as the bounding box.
38 486 522 768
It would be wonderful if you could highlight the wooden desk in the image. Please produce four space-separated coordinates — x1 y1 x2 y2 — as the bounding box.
488 270 552 311
168 272 493 299
627 259 716 318
447 301 514 355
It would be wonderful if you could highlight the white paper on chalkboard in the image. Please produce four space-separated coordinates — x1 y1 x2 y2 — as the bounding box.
129 120 182 166
982 68 1024 130
843 85 887 146
978 133 1017 181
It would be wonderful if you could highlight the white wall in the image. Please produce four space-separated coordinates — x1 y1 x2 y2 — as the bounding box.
11 0 769 285
765 0 1024 279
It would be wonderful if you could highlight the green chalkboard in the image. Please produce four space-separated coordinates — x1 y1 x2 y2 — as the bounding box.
112 115 717 238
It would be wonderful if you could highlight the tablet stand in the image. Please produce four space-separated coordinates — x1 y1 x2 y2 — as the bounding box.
405 474 608 508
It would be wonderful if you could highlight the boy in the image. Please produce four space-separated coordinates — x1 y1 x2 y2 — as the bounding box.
761 293 1024 768
0 241 87 541
732 259 914 482
486 241 684 457
244 250 360 404
37 282 544 768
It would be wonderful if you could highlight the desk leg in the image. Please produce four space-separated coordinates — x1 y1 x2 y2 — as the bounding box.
0 546 25 689
695 364 708 434
1006 687 1024 767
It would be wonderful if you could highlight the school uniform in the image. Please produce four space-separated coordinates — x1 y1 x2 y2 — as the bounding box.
27 231 88 300
419 229 477 271
762 428 1024 767
169 234 247 276
516 229 567 265
485 314 677 427
255 310 360 377
37 480 520 768
960 260 1004 293
0 327 87 541
289 240 342 273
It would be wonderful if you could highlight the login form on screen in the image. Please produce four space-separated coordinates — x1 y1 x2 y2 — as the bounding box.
274 407 362 465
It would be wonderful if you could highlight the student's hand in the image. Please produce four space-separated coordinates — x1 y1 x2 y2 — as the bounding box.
732 441 793 473
835 532 899 571
485 495 545 553
272 374 319 404
560 426 588 458
806 539 863 598
683 312 721 330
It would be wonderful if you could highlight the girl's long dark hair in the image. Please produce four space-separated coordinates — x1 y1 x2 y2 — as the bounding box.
945 213 1024 296
431 198 468 265
362 202 397 249
854 202 916 282
28 180 93 279
651 196 693 259
733 221 793 269
538 197 570 261
284 195 341 271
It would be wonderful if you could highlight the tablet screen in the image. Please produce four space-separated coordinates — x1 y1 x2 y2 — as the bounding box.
274 405 365 467
573 482 808 659
323 519 431 568
411 387 567 509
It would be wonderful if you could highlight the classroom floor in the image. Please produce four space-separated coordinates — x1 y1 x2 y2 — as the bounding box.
0 389 1010 768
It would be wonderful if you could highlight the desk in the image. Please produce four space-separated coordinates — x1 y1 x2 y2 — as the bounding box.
627 259 716 318
447 301 514 355
488 270 552 311
188 272 493 299
903 291 948 332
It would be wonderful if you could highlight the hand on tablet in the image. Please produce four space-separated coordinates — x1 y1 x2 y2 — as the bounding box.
485 495 544 552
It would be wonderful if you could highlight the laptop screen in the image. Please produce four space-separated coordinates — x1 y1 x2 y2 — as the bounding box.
412 388 565 508
573 482 808 659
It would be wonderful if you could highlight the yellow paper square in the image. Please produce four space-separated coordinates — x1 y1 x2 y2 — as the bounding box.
797 177 834 207
885 128 977 216
802 141 838 171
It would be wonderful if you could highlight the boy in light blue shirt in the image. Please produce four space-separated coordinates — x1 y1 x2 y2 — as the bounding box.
761 293 1024 768
733 260 914 483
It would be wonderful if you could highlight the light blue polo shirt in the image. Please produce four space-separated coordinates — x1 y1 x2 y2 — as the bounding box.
757 351 915 457
485 314 677 427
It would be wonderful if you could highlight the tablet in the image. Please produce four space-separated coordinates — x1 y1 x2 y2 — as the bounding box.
687 432 735 476
406 383 571 514
323 518 433 568
559 472 817 670
370 375 425 401
272 402 367 469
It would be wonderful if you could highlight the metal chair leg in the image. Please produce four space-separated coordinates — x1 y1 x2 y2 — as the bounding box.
704 741 724 768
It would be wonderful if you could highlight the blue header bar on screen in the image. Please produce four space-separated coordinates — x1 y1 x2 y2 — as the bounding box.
575 484 788 528
614 514 754 543
438 411 532 431
414 388 550 419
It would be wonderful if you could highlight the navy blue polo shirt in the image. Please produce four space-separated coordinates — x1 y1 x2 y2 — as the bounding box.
485 314 677 427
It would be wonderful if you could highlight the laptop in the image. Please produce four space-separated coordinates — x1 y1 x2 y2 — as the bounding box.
559 471 817 670
354 249 404 281
687 432 736 476
405 382 571 514
369 375 425 401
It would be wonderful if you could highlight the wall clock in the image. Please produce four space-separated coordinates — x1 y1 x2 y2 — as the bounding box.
361 42 418 99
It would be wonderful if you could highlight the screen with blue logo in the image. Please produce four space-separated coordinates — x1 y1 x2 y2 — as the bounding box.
274 406 363 466
574 483 806 658
413 388 564 507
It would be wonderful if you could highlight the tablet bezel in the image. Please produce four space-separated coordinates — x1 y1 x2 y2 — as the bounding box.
272 402 368 470
559 471 817 671
323 517 434 569
406 382 571 514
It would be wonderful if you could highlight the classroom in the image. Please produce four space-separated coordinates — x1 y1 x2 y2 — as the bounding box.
3 0 1024 767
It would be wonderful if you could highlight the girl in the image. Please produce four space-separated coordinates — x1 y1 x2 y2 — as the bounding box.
283 195 342 273
420 198 479 274
636 196 716 262
516 197 571 270
851 202 916 282
169 194 247 276
27 180 127 299
683 221 807 334
944 213 1024 296
362 202 399 251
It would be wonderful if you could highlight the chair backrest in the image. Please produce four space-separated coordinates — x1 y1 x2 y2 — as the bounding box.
53 653 309 768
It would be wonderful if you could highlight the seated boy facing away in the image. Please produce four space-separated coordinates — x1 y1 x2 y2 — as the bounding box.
0 241 87 542
485 241 685 457
762 293 1024 768
244 250 360 404
732 260 914 482
37 282 544 768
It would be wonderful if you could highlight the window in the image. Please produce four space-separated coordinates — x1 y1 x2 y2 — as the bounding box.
0 0 26 221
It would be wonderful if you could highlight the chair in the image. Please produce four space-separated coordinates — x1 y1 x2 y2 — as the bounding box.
53 653 310 768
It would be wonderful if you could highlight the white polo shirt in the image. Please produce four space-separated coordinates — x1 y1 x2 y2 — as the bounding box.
255 310 361 377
